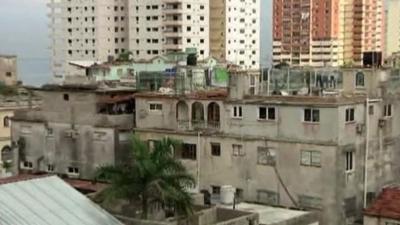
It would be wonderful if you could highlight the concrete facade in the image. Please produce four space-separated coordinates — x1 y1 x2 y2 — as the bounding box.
0 55 18 86
10 85 135 179
0 97 41 177
364 216 400 225
134 68 400 225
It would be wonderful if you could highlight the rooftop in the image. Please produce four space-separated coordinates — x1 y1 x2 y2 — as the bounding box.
364 187 400 220
219 202 318 225
0 175 121 225
30 83 136 93
237 94 367 106
0 54 17 59
134 88 228 100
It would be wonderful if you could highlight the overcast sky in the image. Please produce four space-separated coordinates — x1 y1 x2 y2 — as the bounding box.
0 0 49 59
0 0 272 63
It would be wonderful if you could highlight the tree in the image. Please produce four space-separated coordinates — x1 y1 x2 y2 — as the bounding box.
95 136 195 219
117 51 133 62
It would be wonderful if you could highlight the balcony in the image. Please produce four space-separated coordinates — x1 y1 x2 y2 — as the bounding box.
177 120 190 130
95 114 134 130
163 30 183 38
164 43 183 51
191 120 206 130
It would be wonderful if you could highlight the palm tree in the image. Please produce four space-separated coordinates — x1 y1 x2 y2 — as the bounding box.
95 136 195 219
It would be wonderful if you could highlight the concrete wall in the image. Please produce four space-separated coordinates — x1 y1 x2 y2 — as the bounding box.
0 56 18 86
10 90 134 179
10 121 122 179
364 216 400 225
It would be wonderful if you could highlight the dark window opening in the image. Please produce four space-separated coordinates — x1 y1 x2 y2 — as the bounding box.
211 143 221 156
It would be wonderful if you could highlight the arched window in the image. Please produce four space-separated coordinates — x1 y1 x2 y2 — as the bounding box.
1 146 12 162
355 72 365 87
3 116 10 128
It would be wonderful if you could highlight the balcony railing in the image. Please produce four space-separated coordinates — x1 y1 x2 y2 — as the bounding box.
207 121 220 130
177 120 190 130
191 120 206 130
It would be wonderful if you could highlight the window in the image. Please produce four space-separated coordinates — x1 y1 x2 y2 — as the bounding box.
345 151 354 172
257 147 276 166
304 108 320 123
232 144 245 156
345 108 355 122
212 185 221 194
369 105 374 115
149 103 162 112
258 106 276 120
21 161 33 169
384 104 392 117
232 106 242 118
211 143 221 156
3 116 10 128
355 71 365 87
300 150 321 167
63 94 69 101
47 164 55 172
5 72 12 77
181 143 196 160
67 166 79 175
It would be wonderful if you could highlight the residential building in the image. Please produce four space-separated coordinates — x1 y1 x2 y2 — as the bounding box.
0 94 41 177
48 0 129 81
272 0 384 67
364 187 400 225
0 175 123 225
210 0 261 69
0 55 18 86
49 0 262 82
66 53 231 92
134 68 400 225
10 84 136 179
385 0 400 59
128 0 210 61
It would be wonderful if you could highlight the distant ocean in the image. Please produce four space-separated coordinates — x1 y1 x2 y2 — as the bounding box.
18 58 51 87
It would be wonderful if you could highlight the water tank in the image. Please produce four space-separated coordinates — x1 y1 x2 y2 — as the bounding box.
220 185 235 205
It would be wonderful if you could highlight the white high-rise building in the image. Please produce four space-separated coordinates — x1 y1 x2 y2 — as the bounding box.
48 0 262 81
210 0 261 69
48 0 129 81
128 0 210 61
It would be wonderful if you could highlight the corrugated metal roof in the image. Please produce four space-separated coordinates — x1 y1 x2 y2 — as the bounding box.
0 176 123 225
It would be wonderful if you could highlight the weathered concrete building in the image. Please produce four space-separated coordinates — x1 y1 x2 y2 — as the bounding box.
0 55 18 86
0 93 41 177
11 84 136 179
134 68 400 225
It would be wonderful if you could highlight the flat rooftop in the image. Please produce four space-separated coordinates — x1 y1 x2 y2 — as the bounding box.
219 202 318 225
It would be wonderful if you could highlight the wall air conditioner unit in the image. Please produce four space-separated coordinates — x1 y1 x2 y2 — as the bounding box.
356 123 365 134
378 118 387 128
64 129 79 139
